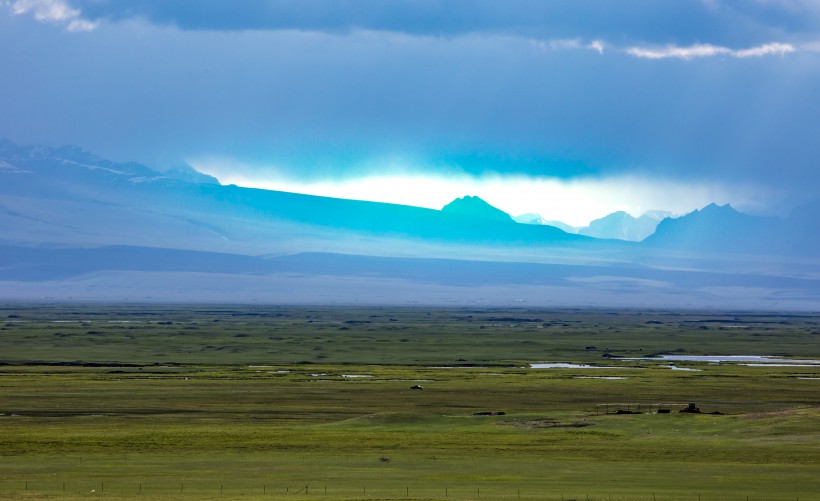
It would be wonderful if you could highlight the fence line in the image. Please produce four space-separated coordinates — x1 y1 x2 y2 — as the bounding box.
1 479 814 501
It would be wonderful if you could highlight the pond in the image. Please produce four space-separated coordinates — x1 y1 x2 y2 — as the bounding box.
531 355 820 371
645 355 820 364
530 363 631 369
530 362 700 371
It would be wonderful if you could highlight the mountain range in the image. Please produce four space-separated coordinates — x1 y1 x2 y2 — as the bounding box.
515 210 671 242
1 139 818 309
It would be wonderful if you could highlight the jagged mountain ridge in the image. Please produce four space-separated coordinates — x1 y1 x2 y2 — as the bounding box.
579 211 668 242
1 139 817 258
515 210 672 242
645 202 819 256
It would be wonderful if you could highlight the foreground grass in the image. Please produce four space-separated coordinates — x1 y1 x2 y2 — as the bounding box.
0 305 819 500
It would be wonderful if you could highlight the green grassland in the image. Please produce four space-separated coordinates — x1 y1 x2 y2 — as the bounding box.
0 304 819 500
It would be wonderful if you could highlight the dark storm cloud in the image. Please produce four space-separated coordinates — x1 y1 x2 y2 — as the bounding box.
3 0 820 210
63 0 820 46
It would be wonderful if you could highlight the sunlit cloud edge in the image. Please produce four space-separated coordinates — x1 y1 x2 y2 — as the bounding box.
192 158 771 227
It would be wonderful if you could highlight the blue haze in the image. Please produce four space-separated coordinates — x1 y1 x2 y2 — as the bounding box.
1 2 820 308
1 2 820 207
1 140 819 309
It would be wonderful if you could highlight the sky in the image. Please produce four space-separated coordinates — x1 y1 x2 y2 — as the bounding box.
2 0 820 225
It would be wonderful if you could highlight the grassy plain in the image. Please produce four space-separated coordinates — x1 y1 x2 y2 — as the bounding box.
0 304 819 500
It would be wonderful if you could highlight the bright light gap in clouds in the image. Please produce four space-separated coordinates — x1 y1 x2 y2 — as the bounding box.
195 162 752 227
2 0 811 225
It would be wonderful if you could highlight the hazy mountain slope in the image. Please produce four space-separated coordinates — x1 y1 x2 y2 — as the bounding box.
0 244 813 289
514 213 579 233
3 246 818 309
783 199 820 252
2 139 819 309
0 244 271 281
514 210 671 241
0 140 597 253
579 211 664 241
644 203 817 256
161 164 220 185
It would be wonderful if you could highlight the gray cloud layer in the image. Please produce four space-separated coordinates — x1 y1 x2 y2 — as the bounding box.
2 0 820 208
11 0 820 45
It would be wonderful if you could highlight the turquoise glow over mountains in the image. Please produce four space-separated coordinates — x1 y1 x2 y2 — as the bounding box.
1 139 819 308
2 1 819 223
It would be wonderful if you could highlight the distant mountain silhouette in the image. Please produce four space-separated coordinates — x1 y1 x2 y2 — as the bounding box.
515 210 670 241
579 211 666 241
647 203 763 247
2 139 819 309
162 164 220 185
0 139 593 251
514 213 546 224
514 213 579 233
645 203 818 256
4 139 818 259
442 196 514 223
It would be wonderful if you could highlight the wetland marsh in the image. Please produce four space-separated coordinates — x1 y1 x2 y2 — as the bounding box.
0 305 818 500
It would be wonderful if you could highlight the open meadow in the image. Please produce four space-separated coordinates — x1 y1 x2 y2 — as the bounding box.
1 304 819 500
